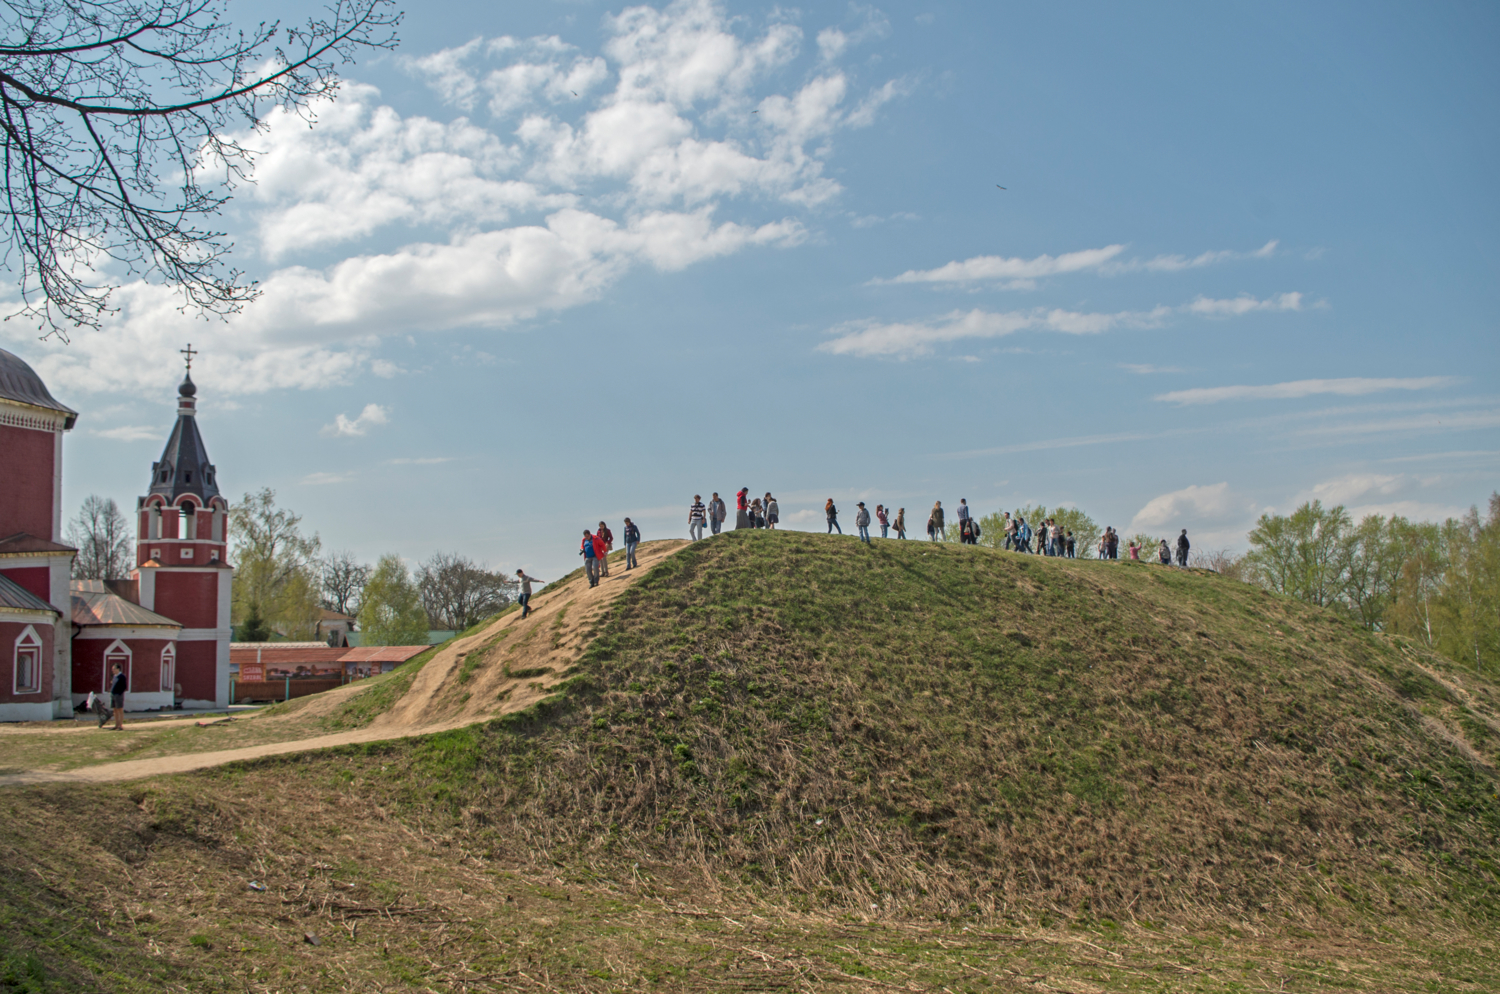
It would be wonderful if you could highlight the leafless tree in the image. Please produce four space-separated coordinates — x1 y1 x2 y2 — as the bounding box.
320 548 368 616
417 551 515 632
0 0 401 337
65 492 132 578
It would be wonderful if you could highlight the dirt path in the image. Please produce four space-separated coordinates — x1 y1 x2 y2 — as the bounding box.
0 540 687 787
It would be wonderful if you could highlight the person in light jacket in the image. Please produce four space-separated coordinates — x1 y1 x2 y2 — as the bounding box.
929 501 945 541
766 495 779 529
894 507 906 539
709 493 726 535
855 502 872 543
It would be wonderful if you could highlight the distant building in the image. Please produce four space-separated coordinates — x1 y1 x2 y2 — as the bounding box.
0 348 234 719
316 609 356 647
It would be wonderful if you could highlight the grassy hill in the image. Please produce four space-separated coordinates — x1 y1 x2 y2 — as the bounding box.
4 531 1500 991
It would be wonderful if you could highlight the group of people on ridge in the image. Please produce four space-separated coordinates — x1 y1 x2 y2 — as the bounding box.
688 490 779 540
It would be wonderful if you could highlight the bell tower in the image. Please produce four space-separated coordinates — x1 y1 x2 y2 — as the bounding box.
134 345 233 707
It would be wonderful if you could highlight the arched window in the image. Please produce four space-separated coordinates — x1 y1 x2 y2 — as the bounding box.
102 640 132 693
13 627 41 694
179 501 196 539
160 643 176 694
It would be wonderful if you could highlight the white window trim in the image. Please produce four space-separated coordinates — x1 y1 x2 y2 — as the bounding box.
102 639 133 693
13 625 42 695
160 643 176 694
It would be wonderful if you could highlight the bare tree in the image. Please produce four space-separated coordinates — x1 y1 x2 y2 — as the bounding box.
320 549 368 616
416 552 515 632
0 0 400 336
65 492 132 578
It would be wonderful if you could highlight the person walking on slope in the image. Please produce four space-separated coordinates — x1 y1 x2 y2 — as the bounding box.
894 507 906 539
689 496 707 542
855 502 872 543
623 518 641 570
709 493 726 535
736 488 751 529
581 529 600 587
596 520 614 577
766 495 779 529
876 504 889 538
515 569 543 618
825 498 842 534
930 501 945 541
1177 529 1191 567
107 660 127 731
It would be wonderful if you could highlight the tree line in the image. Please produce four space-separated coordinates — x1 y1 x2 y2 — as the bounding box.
65 489 517 645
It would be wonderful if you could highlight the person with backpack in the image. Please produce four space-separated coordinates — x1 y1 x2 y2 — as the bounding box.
1159 538 1172 565
709 493 726 535
623 518 641 569
825 498 841 534
1177 529 1191 567
107 661 127 730
894 507 906 539
596 521 614 577
1018 517 1032 553
581 529 600 587
689 496 707 541
876 504 889 538
855 502 872 543
930 501 945 541
515 569 544 618
766 495 779 529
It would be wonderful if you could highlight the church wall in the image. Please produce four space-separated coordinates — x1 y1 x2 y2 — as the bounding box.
0 565 52 603
71 632 175 710
0 422 55 539
175 638 219 705
153 571 221 629
0 617 55 721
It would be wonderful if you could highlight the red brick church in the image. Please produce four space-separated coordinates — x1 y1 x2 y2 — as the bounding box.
0 348 233 720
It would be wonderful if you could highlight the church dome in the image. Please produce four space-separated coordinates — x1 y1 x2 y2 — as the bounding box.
0 348 77 428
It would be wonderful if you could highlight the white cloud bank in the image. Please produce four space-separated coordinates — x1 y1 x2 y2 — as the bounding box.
9 0 904 397
1155 376 1457 406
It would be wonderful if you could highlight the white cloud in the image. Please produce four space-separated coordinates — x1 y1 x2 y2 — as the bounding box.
322 403 390 437
387 457 453 465
1102 240 1277 274
816 28 849 62
1155 376 1458 406
1345 500 1467 523
1304 472 1409 506
818 304 1174 358
1129 482 1253 538
1120 363 1185 374
301 471 356 485
876 240 1277 286
90 425 162 442
1186 292 1303 317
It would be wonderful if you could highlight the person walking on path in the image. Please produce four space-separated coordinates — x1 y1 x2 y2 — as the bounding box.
930 501 945 541
736 488 751 529
894 507 906 539
855 502 872 543
597 521 614 577
709 493 726 535
1004 512 1016 550
688 497 707 541
825 498 842 534
876 504 889 538
766 495 779 529
581 530 600 587
1176 529 1191 567
515 569 543 618
107 661 127 731
623 518 641 570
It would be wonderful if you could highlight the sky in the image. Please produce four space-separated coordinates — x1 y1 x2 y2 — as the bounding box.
6 0 1498 579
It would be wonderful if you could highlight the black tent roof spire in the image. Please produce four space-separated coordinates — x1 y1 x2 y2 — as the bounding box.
148 345 219 503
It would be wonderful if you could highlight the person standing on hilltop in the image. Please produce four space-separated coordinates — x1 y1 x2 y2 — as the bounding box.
515 569 543 618
766 494 779 529
580 529 600 587
1177 529 1191 567
855 502 872 543
1003 512 1016 550
623 518 641 570
894 507 906 539
763 492 774 527
1067 530 1076 559
1159 538 1172 565
825 498 842 534
930 501 945 541
709 493 726 535
596 520 614 577
750 498 765 528
876 503 889 538
689 496 707 541
736 487 751 529
956 499 970 536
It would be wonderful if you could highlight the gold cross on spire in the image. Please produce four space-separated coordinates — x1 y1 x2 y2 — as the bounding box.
180 343 198 373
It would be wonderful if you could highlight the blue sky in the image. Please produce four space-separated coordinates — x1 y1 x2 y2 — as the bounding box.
8 0 1497 579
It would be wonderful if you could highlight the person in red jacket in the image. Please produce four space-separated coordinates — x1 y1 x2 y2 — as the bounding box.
591 531 608 578
596 520 614 577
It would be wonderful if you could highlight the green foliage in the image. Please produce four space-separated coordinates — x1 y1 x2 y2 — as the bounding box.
235 602 270 642
969 504 1101 557
229 488 323 640
1390 495 1500 673
358 554 430 646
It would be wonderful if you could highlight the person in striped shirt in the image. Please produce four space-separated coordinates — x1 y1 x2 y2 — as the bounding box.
689 495 707 541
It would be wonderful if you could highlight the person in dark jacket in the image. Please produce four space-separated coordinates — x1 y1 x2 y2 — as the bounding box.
581 529 600 587
623 518 641 569
597 521 614 577
825 498 841 534
108 661 127 730
1176 529 1191 567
